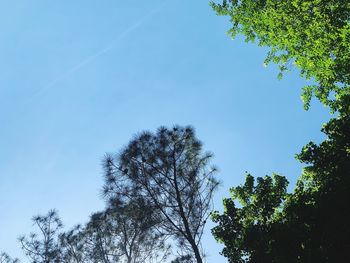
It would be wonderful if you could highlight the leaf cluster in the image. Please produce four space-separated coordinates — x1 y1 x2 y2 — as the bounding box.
211 0 350 110
211 105 350 262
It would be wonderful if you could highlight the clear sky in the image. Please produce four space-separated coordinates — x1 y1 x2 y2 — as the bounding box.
0 0 330 262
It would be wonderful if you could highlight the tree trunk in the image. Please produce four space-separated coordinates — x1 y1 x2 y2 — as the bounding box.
172 149 203 263
188 238 203 263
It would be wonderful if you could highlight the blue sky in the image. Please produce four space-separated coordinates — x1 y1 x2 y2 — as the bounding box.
0 0 330 262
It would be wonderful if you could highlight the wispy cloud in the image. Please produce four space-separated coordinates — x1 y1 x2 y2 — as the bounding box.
33 1 167 99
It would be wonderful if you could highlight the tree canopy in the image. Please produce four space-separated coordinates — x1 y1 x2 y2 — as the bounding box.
0 253 19 263
210 1 350 261
80 198 169 263
18 210 62 263
14 126 219 263
211 0 350 110
20 202 169 263
211 100 350 262
102 125 219 263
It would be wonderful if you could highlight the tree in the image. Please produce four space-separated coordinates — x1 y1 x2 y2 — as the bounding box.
103 199 170 263
102 125 219 263
19 210 62 263
210 0 350 260
211 100 350 262
290 97 350 261
211 174 289 263
211 0 350 110
59 199 169 263
81 198 169 263
59 225 85 263
0 253 19 263
82 211 122 263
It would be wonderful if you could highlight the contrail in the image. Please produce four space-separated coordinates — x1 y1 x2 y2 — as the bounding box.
33 1 167 98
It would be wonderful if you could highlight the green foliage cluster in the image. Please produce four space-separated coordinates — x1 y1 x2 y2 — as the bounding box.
211 101 350 262
210 1 350 261
211 0 350 110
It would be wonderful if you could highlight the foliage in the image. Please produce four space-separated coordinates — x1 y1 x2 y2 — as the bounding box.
170 255 193 263
59 225 85 263
211 0 350 110
102 125 220 263
211 100 350 262
0 253 19 263
102 199 170 263
21 201 168 263
81 198 169 263
211 174 289 262
16 126 219 263
19 210 62 263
